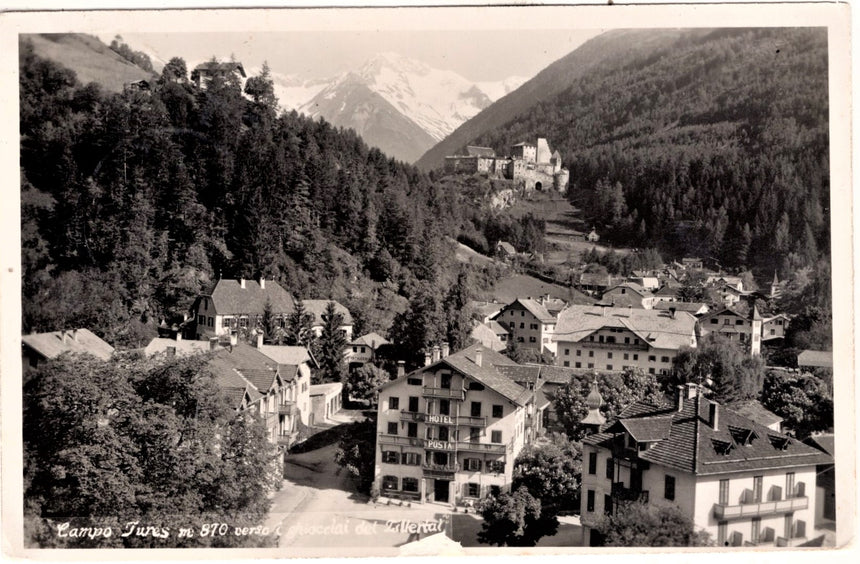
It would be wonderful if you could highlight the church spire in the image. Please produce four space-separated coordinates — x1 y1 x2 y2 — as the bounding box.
582 379 606 432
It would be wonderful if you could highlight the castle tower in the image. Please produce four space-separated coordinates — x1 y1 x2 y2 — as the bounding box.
749 304 762 356
536 138 552 164
770 271 782 299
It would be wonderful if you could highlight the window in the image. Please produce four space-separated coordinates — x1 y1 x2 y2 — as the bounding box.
198 315 205 325
576 350 581 357
222 317 230 328
492 405 503 418
467 483 480 498
751 517 761 544
606 365 613 370
401 452 421 466
625 337 630 344
719 479 729 505
203 298 208 311
382 475 398 491
599 335 604 343
608 352 613 359
575 362 581 368
564 348 570 356
753 475 763 503
661 356 670 363
438 426 449 441
664 475 675 501
529 336 536 343
488 461 505 474
521 311 524 317
586 490 595 512
471 402 482 417
588 452 597 474
389 397 400 410
786 472 795 498
604 494 613 515
432 451 448 465
563 361 570 367
718 521 728 546
470 427 481 442
441 373 452 389
770 329 776 335
517 337 524 342
736 319 744 325
648 355 656 362
588 363 594 369
382 451 399 464
208 317 214 327
711 318 719 324
402 477 419 492
623 353 629 360
648 368 655 374
408 396 419 412
352 346 358 353
440 399 450 415
588 351 594 358
520 322 525 329
530 323 538 330
464 458 482 471
407 422 418 438
387 422 398 435
361 346 366 353
407 377 422 386
491 430 502 443
490 485 501 497
605 458 614 480
633 354 639 361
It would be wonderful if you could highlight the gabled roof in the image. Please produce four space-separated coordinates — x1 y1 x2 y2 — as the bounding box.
471 301 505 320
654 301 708 314
797 349 833 368
584 395 832 475
470 322 507 352
194 61 246 77
301 300 354 326
730 400 783 428
350 332 390 347
205 279 294 315
803 433 834 457
22 329 114 361
496 365 542 386
608 416 674 442
699 307 747 321
552 305 697 351
603 282 648 297
381 344 528 406
486 320 509 335
512 142 535 147
579 272 614 287
501 298 556 323
144 338 215 357
540 297 568 316
496 241 516 254
655 285 680 296
208 344 279 394
310 382 343 397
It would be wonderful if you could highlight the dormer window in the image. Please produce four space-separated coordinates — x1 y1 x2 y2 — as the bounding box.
712 438 734 455
768 434 792 450
728 425 758 446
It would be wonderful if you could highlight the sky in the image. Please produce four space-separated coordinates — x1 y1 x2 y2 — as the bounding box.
102 29 602 82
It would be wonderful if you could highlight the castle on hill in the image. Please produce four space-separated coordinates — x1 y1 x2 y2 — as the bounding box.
444 138 570 194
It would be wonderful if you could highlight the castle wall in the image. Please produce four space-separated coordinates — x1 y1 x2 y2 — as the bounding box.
536 138 552 163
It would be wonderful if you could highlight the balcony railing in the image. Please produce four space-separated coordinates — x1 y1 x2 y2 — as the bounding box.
422 387 466 400
400 411 425 422
713 496 808 520
377 433 423 447
279 402 296 416
456 440 509 454
611 483 649 503
423 461 460 473
399 411 487 427
277 431 298 446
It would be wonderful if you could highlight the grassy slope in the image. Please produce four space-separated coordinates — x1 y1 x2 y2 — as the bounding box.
25 34 155 93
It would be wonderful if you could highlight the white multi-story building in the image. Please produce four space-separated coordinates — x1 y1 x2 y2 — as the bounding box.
579 383 832 547
553 305 697 375
374 344 541 505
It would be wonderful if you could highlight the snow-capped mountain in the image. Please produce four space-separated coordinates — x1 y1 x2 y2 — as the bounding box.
281 53 526 162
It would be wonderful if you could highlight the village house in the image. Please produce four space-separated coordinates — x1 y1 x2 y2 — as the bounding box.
470 300 505 324
578 272 616 295
301 299 354 341
469 320 509 352
495 240 517 261
601 282 657 309
586 229 600 243
374 344 540 505
192 278 294 340
553 305 697 375
681 257 704 270
579 383 831 547
345 332 390 367
191 60 247 89
22 329 115 378
762 313 791 341
698 306 763 356
494 298 559 356
652 282 682 303
627 273 660 290
802 434 836 527
653 301 709 317
309 382 343 426
143 334 221 357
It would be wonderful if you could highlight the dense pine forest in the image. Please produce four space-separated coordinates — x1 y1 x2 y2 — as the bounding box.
469 28 830 277
19 37 531 353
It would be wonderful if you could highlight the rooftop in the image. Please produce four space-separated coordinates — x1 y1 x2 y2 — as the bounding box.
797 349 833 368
23 329 114 361
351 332 390 347
143 337 215 357
301 300 354 326
204 279 294 315
552 305 697 350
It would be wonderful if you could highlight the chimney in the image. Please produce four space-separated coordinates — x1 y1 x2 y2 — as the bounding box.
209 337 218 351
72 329 78 342
167 346 176 357
709 402 719 430
259 277 266 290
669 307 676 319
176 332 183 342
685 382 698 399
675 385 685 411
397 360 406 378
475 346 483 368
256 332 264 348
424 351 432 366
240 278 246 289
432 344 441 363
441 342 450 358
61 331 68 345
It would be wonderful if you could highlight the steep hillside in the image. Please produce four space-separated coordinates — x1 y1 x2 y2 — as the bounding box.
24 34 155 92
415 28 702 170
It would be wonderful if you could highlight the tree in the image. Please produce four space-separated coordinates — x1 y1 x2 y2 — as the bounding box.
592 501 712 547
315 301 348 384
444 269 474 352
160 57 188 83
285 300 314 347
23 354 280 548
512 434 582 516
346 364 390 406
760 370 833 439
476 486 555 546
668 336 766 405
334 417 377 495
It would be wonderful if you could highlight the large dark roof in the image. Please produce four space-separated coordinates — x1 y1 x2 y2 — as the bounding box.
584 395 832 475
205 279 294 315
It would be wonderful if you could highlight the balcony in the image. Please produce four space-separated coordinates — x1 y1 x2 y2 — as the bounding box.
611 483 649 503
400 411 425 422
713 496 809 520
455 415 487 427
277 431 298 446
423 387 466 400
279 402 296 416
423 461 460 473
377 433 423 447
456 440 509 454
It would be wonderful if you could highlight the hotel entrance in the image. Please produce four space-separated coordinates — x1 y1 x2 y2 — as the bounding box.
434 479 450 503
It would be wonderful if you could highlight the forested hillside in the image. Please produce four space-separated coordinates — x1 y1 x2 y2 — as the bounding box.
19 38 538 357
465 28 829 278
